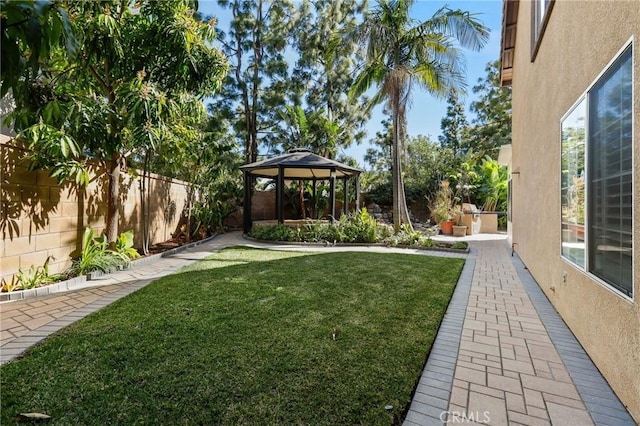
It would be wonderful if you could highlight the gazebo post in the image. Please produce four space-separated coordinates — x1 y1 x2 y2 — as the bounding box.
343 177 348 216
329 168 336 221
243 171 253 234
276 166 284 224
312 178 317 219
355 174 361 212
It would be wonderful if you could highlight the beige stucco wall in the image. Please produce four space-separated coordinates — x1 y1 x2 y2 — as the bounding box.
510 1 639 421
1 140 192 282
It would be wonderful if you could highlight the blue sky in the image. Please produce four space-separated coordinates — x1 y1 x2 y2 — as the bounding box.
198 0 504 167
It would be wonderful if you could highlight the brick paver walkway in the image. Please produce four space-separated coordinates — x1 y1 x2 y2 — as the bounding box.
0 233 634 425
405 240 635 425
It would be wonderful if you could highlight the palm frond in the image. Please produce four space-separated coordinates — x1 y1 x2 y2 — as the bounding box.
415 7 490 52
349 61 386 100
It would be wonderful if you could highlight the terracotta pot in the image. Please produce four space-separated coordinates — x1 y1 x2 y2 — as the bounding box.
439 220 456 235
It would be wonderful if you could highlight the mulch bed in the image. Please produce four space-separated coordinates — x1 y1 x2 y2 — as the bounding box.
144 234 209 256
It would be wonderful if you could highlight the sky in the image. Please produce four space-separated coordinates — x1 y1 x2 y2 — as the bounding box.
198 0 504 167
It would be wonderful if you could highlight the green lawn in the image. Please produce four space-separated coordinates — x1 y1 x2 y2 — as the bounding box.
1 247 464 425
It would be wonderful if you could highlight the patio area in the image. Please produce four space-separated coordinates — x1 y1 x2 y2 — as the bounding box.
0 232 634 425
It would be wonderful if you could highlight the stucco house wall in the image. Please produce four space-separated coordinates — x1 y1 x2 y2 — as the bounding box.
507 0 639 420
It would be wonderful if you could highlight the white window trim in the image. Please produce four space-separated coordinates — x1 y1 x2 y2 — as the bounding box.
559 37 635 302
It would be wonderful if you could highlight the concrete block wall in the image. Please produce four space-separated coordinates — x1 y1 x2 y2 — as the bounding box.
251 191 276 220
1 140 191 282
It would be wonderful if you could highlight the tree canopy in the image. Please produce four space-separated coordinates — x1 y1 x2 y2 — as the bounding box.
7 0 228 242
351 0 489 231
464 60 512 159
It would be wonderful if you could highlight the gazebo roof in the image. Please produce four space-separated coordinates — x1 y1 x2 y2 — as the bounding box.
240 148 362 179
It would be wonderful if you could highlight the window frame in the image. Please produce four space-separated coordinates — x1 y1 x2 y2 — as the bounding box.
530 0 555 61
559 38 635 301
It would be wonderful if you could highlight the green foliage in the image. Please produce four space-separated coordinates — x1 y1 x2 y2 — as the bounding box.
404 135 457 202
69 228 123 276
18 123 89 185
439 91 469 157
464 60 512 159
189 145 243 236
13 264 50 290
210 0 370 161
448 156 507 216
250 224 299 242
451 241 468 250
281 0 369 156
0 0 76 96
191 199 230 237
0 257 63 292
249 209 464 248
364 118 393 172
475 157 508 212
211 0 297 163
114 230 140 261
334 208 379 243
251 209 383 244
8 0 229 242
363 179 393 206
365 130 456 208
386 225 433 248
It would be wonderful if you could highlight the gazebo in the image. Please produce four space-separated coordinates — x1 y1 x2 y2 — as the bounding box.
240 148 363 233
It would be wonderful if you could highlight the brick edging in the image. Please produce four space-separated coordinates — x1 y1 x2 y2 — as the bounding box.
242 234 470 254
404 251 477 424
0 234 219 303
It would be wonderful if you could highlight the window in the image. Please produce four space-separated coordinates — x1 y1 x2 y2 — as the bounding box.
531 0 554 59
561 43 633 298
561 100 586 267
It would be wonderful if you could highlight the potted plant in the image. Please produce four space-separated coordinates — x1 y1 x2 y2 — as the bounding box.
452 206 467 237
431 181 456 235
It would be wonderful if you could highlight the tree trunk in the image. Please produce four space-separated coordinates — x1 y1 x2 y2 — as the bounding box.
249 0 263 164
185 186 194 242
140 149 150 255
106 151 120 244
391 95 412 233
391 104 401 232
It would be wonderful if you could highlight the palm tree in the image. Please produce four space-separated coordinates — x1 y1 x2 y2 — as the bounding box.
350 0 489 232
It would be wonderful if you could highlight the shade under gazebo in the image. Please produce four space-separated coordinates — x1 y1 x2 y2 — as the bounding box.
240 148 362 233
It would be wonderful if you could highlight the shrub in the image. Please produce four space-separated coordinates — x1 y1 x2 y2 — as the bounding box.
250 225 298 242
335 208 379 243
451 241 468 250
0 257 64 292
250 210 389 245
114 230 141 263
69 228 124 276
384 226 433 248
303 221 339 243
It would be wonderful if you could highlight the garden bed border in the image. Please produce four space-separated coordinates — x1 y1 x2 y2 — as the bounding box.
242 234 470 254
0 234 219 303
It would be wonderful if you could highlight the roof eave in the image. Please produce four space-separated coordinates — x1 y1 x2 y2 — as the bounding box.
499 0 519 87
